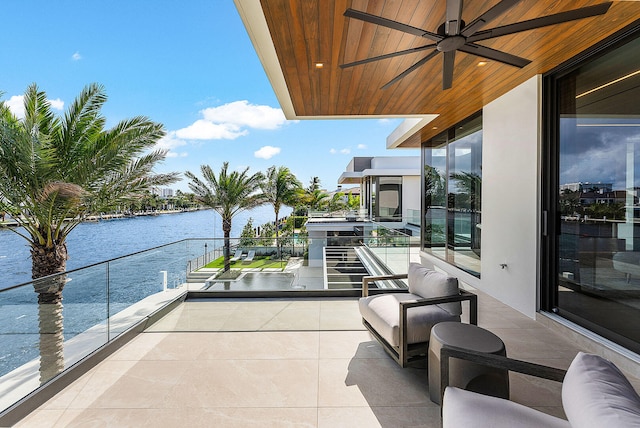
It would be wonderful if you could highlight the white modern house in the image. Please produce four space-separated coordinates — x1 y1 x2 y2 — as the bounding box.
305 156 419 269
338 156 421 226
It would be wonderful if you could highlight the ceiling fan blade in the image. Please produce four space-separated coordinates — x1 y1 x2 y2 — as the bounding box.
467 2 612 43
461 0 522 37
445 0 464 35
344 9 442 42
340 44 437 68
459 43 531 68
381 50 440 89
442 51 456 90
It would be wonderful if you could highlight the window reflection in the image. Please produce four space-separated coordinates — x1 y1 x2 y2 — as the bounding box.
422 114 482 276
555 35 640 352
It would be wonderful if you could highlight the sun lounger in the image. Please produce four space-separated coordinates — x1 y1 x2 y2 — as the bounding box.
243 250 255 263
230 249 243 262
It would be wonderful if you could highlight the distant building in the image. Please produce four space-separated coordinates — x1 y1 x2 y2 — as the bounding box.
561 182 613 193
151 187 174 198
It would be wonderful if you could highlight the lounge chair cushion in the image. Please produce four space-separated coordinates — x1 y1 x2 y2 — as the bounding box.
408 263 461 316
359 293 459 347
443 387 570 428
562 352 640 427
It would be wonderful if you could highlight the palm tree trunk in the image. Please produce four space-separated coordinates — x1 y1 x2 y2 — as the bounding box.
223 218 232 272
274 212 280 260
37 298 64 384
31 241 68 384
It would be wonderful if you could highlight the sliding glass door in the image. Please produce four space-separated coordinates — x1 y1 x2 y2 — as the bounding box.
546 32 640 352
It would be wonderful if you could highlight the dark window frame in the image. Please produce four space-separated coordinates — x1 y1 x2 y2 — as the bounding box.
542 19 640 353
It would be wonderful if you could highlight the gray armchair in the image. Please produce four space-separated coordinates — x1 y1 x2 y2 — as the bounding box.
358 263 477 367
440 346 640 427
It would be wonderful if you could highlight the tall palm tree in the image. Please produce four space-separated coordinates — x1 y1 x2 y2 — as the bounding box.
260 166 302 258
0 83 178 382
186 163 265 272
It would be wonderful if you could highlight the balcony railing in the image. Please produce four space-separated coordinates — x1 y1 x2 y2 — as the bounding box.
0 226 412 415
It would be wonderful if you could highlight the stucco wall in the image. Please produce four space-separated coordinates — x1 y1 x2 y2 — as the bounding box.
402 176 421 219
480 75 541 318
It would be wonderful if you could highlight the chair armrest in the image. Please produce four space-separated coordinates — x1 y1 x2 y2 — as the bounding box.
399 290 478 325
439 345 567 405
362 274 408 297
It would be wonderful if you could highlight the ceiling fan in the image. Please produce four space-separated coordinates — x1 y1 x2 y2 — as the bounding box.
340 0 612 90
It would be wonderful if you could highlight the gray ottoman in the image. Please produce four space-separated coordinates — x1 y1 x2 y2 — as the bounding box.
428 322 509 404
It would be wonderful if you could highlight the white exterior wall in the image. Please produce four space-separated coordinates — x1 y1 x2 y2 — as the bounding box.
420 75 541 318
402 176 421 219
480 75 541 318
370 156 420 169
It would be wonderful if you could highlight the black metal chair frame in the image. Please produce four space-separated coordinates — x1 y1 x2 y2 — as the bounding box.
362 274 478 367
439 345 567 409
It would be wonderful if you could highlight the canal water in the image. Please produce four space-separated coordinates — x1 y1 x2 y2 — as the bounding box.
0 205 289 379
0 206 286 289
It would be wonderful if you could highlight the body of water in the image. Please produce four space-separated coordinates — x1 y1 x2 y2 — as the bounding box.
0 205 289 380
0 205 287 289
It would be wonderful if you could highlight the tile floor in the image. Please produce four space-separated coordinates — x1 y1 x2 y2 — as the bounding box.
14 293 640 427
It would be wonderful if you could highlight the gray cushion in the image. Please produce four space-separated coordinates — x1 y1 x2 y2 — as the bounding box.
408 262 461 316
359 292 459 347
443 387 570 428
562 352 640 427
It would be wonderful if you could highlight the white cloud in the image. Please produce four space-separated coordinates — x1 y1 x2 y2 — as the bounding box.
165 151 188 158
340 148 351 154
174 100 289 142
6 95 25 119
329 148 337 154
47 98 64 110
175 120 247 140
5 95 63 119
254 145 281 159
155 131 189 158
357 144 367 149
72 51 82 61
201 100 287 130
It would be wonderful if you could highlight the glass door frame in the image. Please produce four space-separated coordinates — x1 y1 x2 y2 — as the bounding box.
542 21 640 352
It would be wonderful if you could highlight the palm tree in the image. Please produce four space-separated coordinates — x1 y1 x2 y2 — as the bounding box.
0 83 178 382
186 163 265 273
260 166 302 258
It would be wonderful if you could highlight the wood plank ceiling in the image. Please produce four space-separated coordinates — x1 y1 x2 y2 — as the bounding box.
258 0 640 147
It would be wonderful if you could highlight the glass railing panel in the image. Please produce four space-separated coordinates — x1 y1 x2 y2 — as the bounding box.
107 241 188 338
0 264 109 413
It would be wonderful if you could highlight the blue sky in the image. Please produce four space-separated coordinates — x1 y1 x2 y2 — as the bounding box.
1 1 417 191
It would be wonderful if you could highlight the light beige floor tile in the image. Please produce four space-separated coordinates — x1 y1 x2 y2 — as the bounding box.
318 358 429 408
319 307 364 330
69 360 188 409
47 407 192 428
39 373 92 410
187 407 317 428
318 406 441 428
319 331 387 359
196 331 320 360
262 308 321 330
173 359 319 408
108 332 170 360
15 409 65 427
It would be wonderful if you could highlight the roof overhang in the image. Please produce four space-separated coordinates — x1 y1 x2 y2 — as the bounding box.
338 167 420 184
235 0 640 147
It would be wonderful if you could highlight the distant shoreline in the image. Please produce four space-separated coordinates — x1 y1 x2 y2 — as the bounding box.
0 207 207 228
